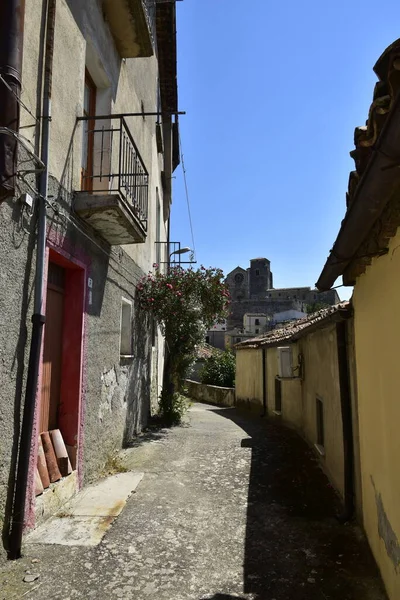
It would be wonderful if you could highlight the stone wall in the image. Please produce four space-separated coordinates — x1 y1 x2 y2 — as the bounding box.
229 298 302 329
185 380 235 408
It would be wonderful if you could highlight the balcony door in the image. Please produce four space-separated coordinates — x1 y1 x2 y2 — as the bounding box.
81 70 96 191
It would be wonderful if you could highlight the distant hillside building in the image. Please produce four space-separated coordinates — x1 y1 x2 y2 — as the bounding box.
226 258 339 329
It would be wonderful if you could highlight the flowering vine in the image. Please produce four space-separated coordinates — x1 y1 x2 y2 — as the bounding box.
137 265 230 422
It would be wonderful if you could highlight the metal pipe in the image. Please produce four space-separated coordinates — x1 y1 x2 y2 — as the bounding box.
0 0 26 199
8 0 56 559
336 319 355 523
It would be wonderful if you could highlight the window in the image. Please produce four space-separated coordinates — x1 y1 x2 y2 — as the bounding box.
120 298 133 356
255 328 259 334
255 269 260 276
236 337 241 343
205 336 210 344
81 70 97 191
255 318 260 326
316 398 324 448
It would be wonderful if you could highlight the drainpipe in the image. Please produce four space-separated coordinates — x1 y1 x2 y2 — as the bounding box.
0 0 25 199
336 319 354 523
8 0 56 559
261 348 267 416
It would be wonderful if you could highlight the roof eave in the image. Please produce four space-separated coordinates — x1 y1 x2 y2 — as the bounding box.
235 304 352 350
317 95 400 291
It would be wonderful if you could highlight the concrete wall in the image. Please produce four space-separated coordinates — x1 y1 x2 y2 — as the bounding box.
185 380 235 408
235 349 263 411
352 226 400 600
0 0 170 551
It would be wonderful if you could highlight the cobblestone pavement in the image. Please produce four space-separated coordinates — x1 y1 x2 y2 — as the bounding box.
0 403 387 599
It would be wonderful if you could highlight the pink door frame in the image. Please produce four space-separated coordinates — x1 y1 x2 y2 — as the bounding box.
25 242 88 529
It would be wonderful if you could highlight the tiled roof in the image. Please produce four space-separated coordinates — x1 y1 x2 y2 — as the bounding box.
235 302 351 349
317 39 400 289
195 344 223 360
347 40 400 209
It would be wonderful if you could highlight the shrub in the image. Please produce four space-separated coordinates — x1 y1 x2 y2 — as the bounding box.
200 350 236 388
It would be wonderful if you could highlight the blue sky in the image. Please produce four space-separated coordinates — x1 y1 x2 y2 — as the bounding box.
170 1 400 300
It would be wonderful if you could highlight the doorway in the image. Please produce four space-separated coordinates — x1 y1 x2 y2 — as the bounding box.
38 250 86 470
40 262 65 433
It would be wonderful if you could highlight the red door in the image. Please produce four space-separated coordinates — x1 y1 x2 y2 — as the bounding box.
39 262 65 433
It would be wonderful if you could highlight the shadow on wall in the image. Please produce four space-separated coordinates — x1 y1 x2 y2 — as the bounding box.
123 303 152 445
208 408 386 600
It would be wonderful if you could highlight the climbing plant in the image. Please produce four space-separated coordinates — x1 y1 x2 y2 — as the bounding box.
137 265 230 424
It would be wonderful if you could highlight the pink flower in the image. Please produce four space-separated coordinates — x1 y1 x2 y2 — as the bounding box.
166 283 173 289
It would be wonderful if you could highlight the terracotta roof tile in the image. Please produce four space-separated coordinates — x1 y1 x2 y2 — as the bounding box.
235 302 351 349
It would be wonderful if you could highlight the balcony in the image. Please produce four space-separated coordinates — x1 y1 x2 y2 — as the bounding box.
103 0 155 58
74 116 149 245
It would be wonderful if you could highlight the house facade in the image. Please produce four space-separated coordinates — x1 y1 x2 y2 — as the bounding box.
0 0 179 556
235 303 361 517
317 38 400 600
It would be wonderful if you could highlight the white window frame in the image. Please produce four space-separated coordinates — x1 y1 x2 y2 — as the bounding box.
120 297 133 357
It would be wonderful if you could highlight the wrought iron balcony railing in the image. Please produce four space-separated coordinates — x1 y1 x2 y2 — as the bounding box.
77 115 149 231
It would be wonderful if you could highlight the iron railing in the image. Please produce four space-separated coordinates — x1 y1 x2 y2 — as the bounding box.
79 115 149 230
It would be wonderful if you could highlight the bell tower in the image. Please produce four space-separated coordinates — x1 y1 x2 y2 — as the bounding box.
249 258 273 298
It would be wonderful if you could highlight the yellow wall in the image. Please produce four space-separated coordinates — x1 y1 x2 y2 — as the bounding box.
265 344 302 428
236 328 347 500
300 326 344 497
266 347 277 412
352 226 400 600
235 349 263 411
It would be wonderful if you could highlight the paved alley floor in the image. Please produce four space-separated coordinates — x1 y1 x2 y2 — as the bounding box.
0 404 387 600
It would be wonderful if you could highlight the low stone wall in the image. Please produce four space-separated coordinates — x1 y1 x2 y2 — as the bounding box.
185 379 235 407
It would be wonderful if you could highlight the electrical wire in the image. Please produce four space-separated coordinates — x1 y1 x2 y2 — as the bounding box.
178 129 196 260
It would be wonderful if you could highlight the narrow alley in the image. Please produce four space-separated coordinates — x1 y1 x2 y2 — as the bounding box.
0 403 386 600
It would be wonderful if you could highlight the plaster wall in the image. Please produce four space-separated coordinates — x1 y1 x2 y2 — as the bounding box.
0 0 168 554
300 326 344 497
20 0 168 277
235 349 263 411
352 226 400 600
185 380 235 408
266 347 277 412
237 331 345 499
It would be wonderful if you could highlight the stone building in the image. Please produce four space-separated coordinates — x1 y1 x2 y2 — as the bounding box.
226 258 339 329
0 0 179 556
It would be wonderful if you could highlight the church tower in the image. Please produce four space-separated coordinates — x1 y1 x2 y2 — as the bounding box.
249 258 273 298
